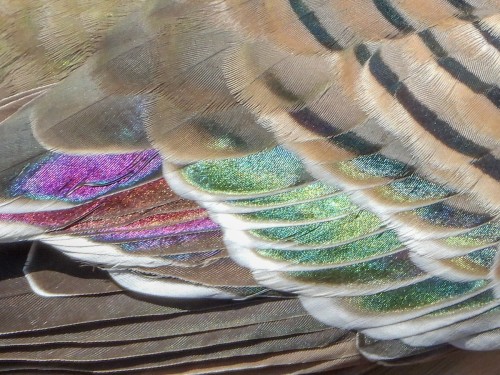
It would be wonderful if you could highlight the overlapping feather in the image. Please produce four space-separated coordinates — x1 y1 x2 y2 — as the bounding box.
0 0 499 373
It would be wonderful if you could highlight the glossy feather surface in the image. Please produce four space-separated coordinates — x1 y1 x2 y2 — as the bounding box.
0 0 499 373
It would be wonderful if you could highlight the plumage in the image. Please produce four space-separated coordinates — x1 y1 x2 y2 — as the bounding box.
0 0 499 373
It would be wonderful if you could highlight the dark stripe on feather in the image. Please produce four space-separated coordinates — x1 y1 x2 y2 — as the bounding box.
369 52 489 158
261 71 302 105
332 132 381 155
291 108 341 137
419 30 500 108
289 0 344 50
445 0 477 21
473 153 500 181
446 0 475 13
354 44 372 65
290 109 380 155
474 22 500 51
372 0 414 32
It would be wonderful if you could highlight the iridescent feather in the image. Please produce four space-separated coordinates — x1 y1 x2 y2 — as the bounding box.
0 1 499 374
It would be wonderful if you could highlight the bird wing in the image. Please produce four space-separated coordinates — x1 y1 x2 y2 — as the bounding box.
0 0 499 373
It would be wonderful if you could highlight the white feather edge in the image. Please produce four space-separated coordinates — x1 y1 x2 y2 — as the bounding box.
409 251 492 282
225 235 406 272
22 243 76 298
363 289 500 341
163 162 313 203
211 210 355 230
451 328 500 351
0 221 43 241
403 308 500 347
196 183 342 214
223 225 388 251
299 284 491 330
109 270 237 299
215 190 343 214
409 237 499 259
0 198 72 214
251 269 431 298
34 235 170 268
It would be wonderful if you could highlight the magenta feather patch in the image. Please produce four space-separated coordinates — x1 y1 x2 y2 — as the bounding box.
9 150 162 203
